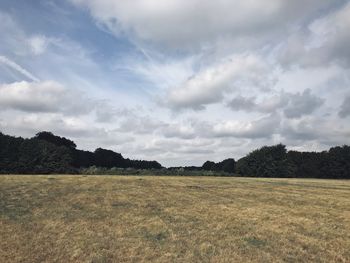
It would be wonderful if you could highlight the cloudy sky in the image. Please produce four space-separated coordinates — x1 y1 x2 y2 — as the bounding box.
1 0 350 166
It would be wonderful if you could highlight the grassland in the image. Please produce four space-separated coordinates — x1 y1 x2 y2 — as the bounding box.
0 175 349 262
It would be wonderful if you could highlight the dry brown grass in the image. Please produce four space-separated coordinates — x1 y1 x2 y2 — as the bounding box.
0 175 349 262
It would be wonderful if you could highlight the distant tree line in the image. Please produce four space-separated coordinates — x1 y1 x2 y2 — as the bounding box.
169 159 236 174
235 144 350 179
0 131 349 178
170 144 349 179
0 131 162 174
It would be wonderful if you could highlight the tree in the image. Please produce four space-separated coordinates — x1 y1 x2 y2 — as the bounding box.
72 150 95 168
0 132 75 174
0 132 24 173
287 151 325 178
127 159 163 169
217 158 236 173
202 161 216 171
322 146 350 179
18 139 75 174
201 159 235 173
236 144 295 178
35 131 76 149
1 131 350 177
94 148 126 168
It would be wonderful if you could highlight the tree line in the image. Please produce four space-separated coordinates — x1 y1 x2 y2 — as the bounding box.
0 131 349 178
236 144 350 179
0 131 162 174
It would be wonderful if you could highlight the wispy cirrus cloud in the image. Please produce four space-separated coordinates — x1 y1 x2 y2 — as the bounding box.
0 56 39 82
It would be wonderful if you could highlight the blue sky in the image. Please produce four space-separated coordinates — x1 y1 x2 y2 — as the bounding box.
1 0 350 166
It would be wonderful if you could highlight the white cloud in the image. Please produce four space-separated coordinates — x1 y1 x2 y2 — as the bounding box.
163 54 271 110
279 2 350 68
127 55 196 91
162 123 197 139
70 0 334 50
28 35 50 55
117 114 166 134
281 115 350 147
0 56 40 82
212 114 281 139
227 89 325 118
0 80 91 114
0 113 94 138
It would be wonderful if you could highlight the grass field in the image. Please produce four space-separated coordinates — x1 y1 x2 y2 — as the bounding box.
0 175 349 262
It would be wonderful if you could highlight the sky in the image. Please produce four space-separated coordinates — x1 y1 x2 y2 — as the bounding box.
0 0 350 167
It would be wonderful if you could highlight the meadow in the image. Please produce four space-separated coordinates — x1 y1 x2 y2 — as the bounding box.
0 175 349 262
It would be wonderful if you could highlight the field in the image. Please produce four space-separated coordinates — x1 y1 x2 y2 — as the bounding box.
0 175 349 262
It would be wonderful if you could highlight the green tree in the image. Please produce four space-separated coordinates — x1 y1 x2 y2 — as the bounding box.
236 144 295 177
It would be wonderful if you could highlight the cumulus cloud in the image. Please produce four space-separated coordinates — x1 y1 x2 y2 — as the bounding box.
227 89 324 118
281 118 319 141
115 113 281 141
279 2 350 68
308 2 350 67
211 114 281 139
227 93 287 113
163 54 271 110
339 96 350 118
0 114 94 138
0 80 91 115
117 114 167 134
162 123 197 139
135 138 215 155
281 116 350 147
227 95 257 112
70 0 335 50
283 89 324 118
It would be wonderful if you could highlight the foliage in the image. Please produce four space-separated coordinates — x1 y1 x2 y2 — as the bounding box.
202 159 236 173
286 146 350 179
324 146 350 179
0 131 162 174
93 148 126 168
236 144 296 178
1 131 350 178
287 151 325 178
35 131 77 149
0 132 75 174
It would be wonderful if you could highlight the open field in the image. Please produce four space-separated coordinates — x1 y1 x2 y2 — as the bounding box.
0 175 349 262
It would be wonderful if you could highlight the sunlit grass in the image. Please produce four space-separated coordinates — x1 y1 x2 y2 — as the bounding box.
1 175 349 262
